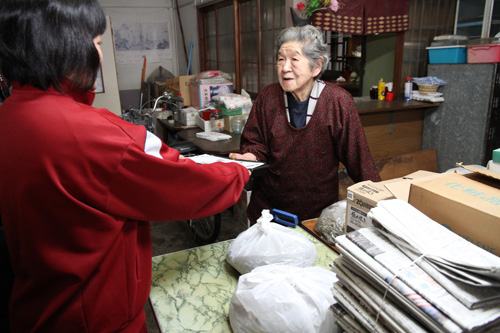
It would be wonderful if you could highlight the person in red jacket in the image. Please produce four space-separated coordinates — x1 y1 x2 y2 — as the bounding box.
0 0 249 332
230 25 380 223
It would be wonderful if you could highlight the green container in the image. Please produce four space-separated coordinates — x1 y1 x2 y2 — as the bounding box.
220 106 242 116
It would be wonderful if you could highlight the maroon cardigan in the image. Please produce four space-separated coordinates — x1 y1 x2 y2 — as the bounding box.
241 81 380 222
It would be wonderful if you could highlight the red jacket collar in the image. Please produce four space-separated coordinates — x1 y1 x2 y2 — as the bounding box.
11 80 96 106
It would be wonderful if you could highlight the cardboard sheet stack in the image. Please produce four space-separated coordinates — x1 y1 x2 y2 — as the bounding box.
332 199 500 332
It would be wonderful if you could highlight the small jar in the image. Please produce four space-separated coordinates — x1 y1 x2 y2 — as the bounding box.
230 116 246 135
370 86 378 100
210 109 224 132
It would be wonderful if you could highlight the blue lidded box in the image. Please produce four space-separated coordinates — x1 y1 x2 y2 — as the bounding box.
426 45 467 64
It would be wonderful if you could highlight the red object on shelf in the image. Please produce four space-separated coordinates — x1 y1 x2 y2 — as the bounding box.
201 109 214 121
467 44 500 63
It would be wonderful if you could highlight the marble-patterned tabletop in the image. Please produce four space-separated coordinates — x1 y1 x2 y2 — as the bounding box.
149 227 339 332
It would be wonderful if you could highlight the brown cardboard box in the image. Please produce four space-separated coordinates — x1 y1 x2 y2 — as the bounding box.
345 180 394 233
345 170 438 233
409 167 500 256
164 75 194 107
174 75 194 107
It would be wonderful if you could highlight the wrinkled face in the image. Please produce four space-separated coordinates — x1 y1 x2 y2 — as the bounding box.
276 41 322 101
92 35 103 90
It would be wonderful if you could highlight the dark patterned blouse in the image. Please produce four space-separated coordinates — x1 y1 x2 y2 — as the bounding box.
241 80 381 223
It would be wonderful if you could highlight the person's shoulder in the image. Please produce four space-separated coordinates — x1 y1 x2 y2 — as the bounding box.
320 80 352 99
318 80 357 112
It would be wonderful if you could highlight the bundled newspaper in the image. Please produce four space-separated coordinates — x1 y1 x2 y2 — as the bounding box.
332 199 500 333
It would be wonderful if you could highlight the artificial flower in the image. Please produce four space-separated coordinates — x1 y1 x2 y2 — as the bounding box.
330 0 339 12
297 2 306 11
303 0 340 18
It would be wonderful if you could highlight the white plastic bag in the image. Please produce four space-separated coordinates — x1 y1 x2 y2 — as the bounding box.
229 264 339 333
226 210 317 274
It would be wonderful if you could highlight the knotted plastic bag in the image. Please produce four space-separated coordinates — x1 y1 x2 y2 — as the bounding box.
314 199 347 245
229 264 339 333
226 209 317 274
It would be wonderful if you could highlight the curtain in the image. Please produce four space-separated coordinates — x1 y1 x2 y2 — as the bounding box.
311 0 410 35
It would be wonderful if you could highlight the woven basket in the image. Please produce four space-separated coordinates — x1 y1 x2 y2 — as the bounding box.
418 84 439 95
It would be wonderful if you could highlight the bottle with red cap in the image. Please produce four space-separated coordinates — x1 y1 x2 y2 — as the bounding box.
404 77 412 100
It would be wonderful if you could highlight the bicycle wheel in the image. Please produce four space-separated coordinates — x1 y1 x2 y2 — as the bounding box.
190 213 222 245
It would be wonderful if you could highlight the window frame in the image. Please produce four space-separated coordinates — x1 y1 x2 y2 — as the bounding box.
197 0 287 97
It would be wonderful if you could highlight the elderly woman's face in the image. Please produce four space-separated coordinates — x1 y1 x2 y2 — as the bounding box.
276 41 321 101
91 35 103 91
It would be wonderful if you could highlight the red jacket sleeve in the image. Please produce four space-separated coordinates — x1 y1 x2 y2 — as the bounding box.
106 141 249 222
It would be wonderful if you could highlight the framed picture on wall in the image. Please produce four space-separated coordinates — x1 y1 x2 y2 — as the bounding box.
95 66 104 94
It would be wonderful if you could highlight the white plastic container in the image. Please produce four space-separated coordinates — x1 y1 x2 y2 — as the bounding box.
487 160 500 173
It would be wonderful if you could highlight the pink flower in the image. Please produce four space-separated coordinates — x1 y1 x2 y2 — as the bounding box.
297 2 306 11
330 0 339 12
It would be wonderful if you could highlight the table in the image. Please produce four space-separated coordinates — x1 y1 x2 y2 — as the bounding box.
353 98 440 160
177 127 241 156
149 227 338 332
156 118 197 142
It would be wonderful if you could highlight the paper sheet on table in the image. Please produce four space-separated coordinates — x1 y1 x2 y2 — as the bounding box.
187 154 265 170
195 132 231 141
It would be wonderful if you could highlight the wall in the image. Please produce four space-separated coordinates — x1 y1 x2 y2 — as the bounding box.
176 0 201 77
93 16 122 115
363 34 396 96
98 0 199 110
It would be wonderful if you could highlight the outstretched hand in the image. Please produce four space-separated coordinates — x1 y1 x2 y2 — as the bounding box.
229 152 257 161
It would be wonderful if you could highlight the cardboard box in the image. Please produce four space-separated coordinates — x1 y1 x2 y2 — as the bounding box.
164 75 194 107
345 180 395 233
409 167 500 256
174 75 194 106
190 82 233 109
345 170 438 233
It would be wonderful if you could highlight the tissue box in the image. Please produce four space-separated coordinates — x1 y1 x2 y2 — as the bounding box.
180 107 198 126
190 83 233 109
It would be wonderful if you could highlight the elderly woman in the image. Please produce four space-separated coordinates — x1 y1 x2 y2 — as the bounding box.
231 25 380 223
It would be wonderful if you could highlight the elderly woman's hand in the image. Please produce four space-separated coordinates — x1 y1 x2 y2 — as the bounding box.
229 152 257 161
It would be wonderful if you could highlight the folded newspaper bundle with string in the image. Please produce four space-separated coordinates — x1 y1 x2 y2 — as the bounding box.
332 199 500 333
369 199 500 287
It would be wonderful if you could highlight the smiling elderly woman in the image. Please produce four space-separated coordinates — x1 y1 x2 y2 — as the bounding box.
230 25 381 223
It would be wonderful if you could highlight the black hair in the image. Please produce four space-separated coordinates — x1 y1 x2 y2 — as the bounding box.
0 0 106 92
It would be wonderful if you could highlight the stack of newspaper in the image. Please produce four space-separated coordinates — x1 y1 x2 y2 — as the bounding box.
332 199 500 332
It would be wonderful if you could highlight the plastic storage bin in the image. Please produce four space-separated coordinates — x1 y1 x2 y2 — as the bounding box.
426 45 467 64
467 38 500 63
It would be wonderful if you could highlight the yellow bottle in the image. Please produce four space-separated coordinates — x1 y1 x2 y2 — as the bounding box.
378 78 385 100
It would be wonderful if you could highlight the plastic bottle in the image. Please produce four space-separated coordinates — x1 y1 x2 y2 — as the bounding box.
175 93 183 122
378 78 385 100
404 76 412 100
210 109 224 132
